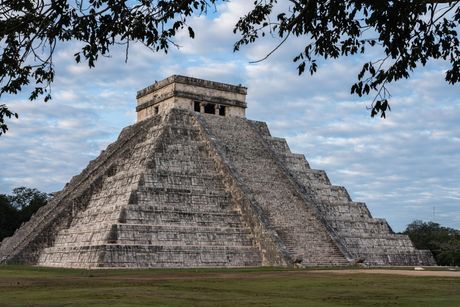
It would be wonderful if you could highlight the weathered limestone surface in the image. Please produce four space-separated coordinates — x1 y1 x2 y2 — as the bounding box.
0 117 160 265
251 120 435 266
34 110 261 268
0 76 435 268
195 113 349 266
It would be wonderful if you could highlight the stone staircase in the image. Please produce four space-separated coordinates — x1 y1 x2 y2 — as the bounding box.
197 113 349 266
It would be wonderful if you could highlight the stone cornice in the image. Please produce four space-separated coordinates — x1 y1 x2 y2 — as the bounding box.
136 90 247 112
136 75 247 99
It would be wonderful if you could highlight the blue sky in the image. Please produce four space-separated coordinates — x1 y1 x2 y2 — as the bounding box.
1 1 459 232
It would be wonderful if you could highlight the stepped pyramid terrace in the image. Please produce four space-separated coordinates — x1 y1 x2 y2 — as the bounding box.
0 75 435 268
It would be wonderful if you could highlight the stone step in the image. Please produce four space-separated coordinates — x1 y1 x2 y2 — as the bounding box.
250 120 271 137
359 250 436 266
133 192 234 209
151 151 212 162
148 167 220 177
161 143 209 154
101 169 143 186
150 160 217 173
53 225 111 246
114 224 255 246
38 244 262 268
123 207 243 227
308 184 352 202
133 199 234 213
276 153 311 172
135 184 229 196
328 218 392 234
290 169 330 185
263 136 291 154
67 202 126 224
142 172 225 188
343 234 415 248
124 204 238 215
318 201 371 218
53 224 255 247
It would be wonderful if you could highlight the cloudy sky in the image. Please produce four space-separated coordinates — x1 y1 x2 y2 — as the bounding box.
1 1 459 232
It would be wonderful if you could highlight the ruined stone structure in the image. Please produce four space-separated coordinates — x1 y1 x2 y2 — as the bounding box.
136 75 246 121
0 75 435 268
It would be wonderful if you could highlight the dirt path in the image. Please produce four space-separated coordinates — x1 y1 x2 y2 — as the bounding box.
318 269 460 277
89 269 460 282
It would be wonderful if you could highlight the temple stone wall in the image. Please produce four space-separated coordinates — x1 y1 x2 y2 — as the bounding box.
136 75 247 122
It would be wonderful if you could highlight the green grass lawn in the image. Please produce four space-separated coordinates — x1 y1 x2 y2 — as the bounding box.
0 266 459 306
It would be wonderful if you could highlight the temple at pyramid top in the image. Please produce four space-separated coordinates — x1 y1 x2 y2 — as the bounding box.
136 75 247 122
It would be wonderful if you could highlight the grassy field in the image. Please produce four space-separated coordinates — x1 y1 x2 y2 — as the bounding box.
0 266 459 306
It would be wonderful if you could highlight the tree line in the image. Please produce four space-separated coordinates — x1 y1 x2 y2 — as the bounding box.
403 220 460 266
0 187 50 241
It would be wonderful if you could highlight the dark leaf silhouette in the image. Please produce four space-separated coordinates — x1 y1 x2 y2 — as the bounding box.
0 0 218 134
234 0 460 118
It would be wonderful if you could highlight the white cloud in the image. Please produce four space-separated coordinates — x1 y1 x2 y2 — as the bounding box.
54 89 78 102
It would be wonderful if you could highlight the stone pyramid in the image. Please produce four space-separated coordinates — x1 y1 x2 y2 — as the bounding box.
0 75 435 268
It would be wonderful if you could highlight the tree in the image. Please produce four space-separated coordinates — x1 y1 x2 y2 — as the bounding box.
1 1 459 135
0 194 19 241
0 187 50 242
0 0 217 135
9 186 50 211
403 220 460 266
234 1 460 119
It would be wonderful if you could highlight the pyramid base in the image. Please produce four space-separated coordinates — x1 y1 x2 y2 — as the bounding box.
38 244 262 268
